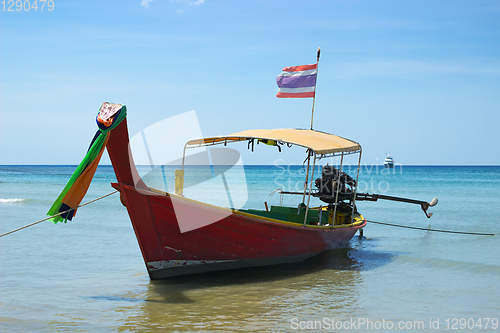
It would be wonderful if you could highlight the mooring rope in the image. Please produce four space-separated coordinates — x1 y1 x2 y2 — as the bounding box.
365 220 494 236
269 188 284 206
2 193 494 237
0 191 118 238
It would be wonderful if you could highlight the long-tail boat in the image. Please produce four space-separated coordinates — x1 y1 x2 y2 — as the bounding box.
48 102 437 279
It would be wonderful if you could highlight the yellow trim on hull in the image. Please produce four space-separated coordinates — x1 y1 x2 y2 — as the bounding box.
141 186 365 229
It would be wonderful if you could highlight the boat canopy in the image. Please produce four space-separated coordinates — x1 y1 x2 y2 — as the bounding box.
185 128 361 157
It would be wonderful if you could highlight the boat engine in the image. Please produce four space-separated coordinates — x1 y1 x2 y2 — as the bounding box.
314 165 356 204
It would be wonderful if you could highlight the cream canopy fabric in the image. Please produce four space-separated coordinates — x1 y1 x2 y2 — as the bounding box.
186 128 361 156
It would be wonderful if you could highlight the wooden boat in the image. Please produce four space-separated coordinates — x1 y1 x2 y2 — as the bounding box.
47 102 437 279
103 104 368 279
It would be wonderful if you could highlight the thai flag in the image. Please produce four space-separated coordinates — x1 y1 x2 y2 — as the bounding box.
276 63 317 98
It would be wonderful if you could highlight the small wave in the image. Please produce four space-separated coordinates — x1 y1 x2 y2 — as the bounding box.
84 295 145 303
0 198 28 204
400 255 500 275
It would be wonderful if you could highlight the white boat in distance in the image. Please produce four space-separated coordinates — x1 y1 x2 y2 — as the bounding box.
384 153 394 168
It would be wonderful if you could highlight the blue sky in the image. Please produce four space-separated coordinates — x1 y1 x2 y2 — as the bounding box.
1 0 499 165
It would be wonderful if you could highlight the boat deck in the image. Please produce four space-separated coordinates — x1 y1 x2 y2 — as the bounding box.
134 185 362 228
238 205 357 226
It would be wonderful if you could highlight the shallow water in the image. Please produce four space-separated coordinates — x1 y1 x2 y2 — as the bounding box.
1 165 499 332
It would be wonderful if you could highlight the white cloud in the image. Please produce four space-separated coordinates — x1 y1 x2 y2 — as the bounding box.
172 0 205 6
141 0 154 8
142 0 204 11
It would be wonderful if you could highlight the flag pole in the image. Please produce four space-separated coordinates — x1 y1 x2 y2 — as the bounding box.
310 47 320 130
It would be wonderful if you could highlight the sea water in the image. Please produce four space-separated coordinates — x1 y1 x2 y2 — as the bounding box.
1 165 499 332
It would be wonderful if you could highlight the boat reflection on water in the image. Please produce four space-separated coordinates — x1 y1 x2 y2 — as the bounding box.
115 245 393 331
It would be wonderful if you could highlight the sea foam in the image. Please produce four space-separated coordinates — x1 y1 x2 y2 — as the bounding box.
0 198 27 204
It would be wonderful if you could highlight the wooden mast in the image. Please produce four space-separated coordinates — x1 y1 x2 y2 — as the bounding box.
310 47 321 130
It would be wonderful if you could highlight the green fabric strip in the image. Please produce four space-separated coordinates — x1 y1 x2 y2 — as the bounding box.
47 104 127 223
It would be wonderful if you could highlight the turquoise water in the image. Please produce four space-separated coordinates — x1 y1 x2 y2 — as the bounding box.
1 165 499 332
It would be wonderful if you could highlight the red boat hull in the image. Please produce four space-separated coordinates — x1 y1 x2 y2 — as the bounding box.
107 119 366 279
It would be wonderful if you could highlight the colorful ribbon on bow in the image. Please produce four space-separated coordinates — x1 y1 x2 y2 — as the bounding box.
47 103 127 223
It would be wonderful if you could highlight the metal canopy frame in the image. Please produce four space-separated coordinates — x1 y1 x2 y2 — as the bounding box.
180 131 362 228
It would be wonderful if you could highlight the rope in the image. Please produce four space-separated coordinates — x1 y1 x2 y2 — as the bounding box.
269 188 284 206
365 220 495 236
0 191 118 238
